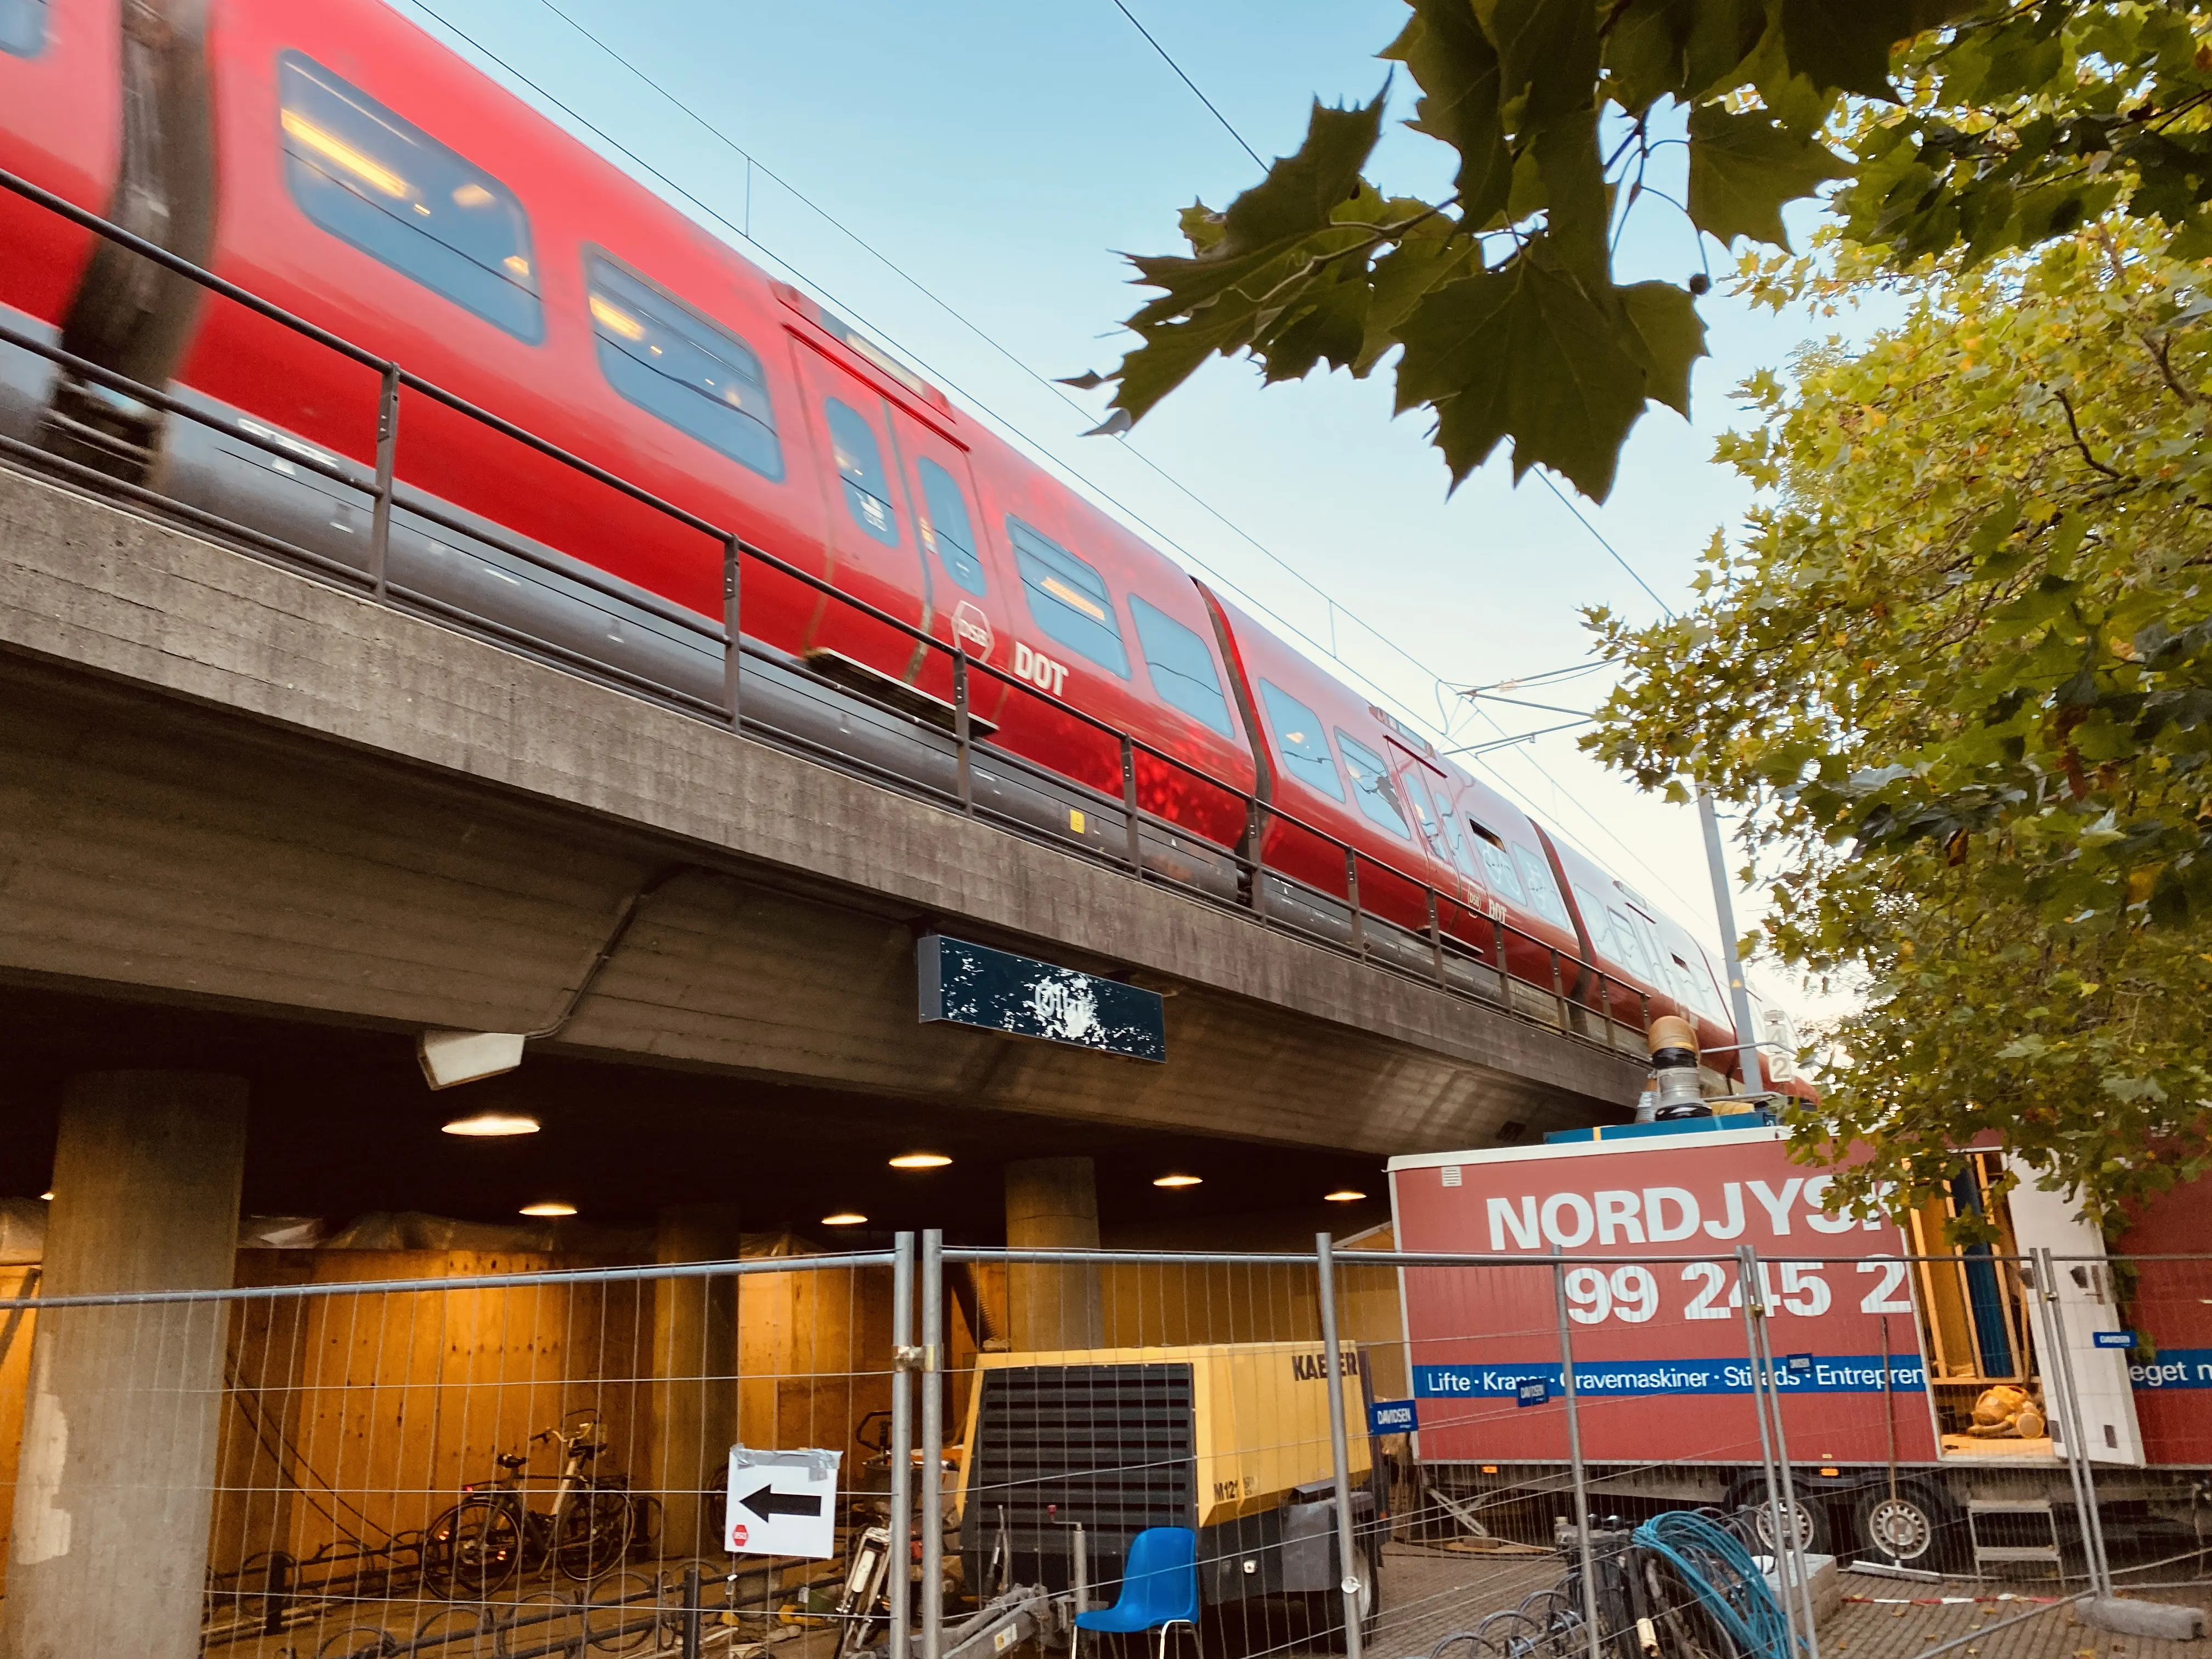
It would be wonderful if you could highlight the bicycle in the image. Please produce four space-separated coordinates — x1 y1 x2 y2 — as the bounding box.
421 1414 635 1598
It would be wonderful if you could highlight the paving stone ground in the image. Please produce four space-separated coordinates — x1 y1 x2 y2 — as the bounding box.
1363 1547 2212 1659
206 1545 2209 1659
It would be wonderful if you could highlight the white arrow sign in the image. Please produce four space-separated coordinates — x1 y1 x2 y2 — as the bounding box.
725 1445 841 1560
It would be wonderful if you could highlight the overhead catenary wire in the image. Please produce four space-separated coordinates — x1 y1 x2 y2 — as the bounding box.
1536 470 1676 619
1104 0 1267 169
394 0 1710 916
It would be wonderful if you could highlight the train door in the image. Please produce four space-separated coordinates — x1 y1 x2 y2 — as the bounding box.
787 340 935 689
879 400 1012 728
1386 742 1474 912
1623 903 1679 1023
2004 1160 2146 1466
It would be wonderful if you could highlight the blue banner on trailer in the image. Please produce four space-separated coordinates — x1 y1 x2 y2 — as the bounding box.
2131 1348 2212 1388
915 934 1166 1062
1414 1355 1930 1399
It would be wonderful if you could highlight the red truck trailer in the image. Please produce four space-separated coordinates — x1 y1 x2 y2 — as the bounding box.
1386 1118 2211 1573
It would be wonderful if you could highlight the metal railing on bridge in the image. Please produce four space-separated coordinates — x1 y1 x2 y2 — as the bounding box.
0 167 1657 1064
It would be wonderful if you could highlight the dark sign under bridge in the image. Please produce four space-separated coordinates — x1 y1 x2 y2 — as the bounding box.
915 934 1165 1062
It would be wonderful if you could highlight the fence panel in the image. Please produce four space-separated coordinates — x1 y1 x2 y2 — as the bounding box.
939 1243 1378 1659
0 1247 901 1659
5 1233 2210 1658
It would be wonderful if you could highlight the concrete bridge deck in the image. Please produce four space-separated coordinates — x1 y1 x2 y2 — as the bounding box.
0 461 1643 1156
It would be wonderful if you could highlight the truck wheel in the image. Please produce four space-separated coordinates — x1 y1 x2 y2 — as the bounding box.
1726 1485 1832 1558
1359 1535 1384 1643
1852 1486 1961 1572
1302 1541 1381 1649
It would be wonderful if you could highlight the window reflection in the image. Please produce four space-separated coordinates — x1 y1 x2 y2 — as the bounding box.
279 53 541 341
586 255 782 478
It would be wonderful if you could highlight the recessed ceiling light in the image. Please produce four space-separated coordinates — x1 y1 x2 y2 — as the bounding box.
1323 1189 1367 1203
888 1152 951 1169
1153 1173 1203 1188
519 1201 577 1217
442 1111 540 1137
821 1212 868 1226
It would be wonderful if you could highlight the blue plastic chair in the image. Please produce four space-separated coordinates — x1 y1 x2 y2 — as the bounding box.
1073 1526 1201 1659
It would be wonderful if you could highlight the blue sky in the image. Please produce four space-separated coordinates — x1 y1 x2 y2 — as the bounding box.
390 0 1868 1016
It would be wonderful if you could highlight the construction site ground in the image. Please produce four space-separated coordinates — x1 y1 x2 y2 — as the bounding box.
1368 1545 2211 1659
210 1545 2211 1659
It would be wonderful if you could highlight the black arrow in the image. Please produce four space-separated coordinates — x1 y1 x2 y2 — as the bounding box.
740 1482 823 1521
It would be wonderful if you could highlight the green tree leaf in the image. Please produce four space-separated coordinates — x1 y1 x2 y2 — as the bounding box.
1533 108 1611 280
1219 90 1389 255
1687 103 1852 247
1476 0 1601 130
1617 279 1708 416
1778 0 1953 99
1357 215 1480 374
1106 0 2212 511
1385 0 1514 227
1604 0 1699 115
1396 241 1649 498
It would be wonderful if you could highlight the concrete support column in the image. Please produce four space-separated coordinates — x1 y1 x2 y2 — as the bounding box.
2 1070 247 1659
649 1204 741 1560
1005 1157 1103 1352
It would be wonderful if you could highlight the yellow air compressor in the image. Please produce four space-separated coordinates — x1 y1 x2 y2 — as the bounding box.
952 1341 1385 1638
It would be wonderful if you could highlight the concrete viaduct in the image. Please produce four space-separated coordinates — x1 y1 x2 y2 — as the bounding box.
0 461 1644 1163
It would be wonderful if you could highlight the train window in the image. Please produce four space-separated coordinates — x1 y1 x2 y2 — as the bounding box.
1257 681 1345 801
1129 596 1233 736
824 399 901 546
586 255 781 479
1668 954 1718 1019
0 0 45 57
1628 910 1670 984
1468 821 1527 904
1574 883 1637 966
1335 732 1412 838
1436 798 1476 878
1605 906 1662 980
278 54 541 341
1008 517 1130 676
1513 845 1571 927
1407 783 1477 884
916 458 984 595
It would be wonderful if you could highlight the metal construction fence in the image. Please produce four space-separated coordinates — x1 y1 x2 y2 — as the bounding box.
0 1239 2205 1659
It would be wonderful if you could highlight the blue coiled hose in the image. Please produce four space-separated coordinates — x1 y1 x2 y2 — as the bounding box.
1629 1511 1801 1659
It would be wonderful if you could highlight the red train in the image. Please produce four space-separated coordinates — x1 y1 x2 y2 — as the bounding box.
0 0 1812 1101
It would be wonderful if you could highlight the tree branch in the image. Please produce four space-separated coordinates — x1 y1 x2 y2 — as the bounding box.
2143 331 2203 407
2049 387 2125 480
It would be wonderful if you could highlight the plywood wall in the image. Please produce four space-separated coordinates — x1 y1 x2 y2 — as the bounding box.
210 1250 654 1577
0 1266 40 1598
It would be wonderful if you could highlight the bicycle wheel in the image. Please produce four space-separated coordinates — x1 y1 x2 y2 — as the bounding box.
424 1496 524 1599
555 1483 636 1582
